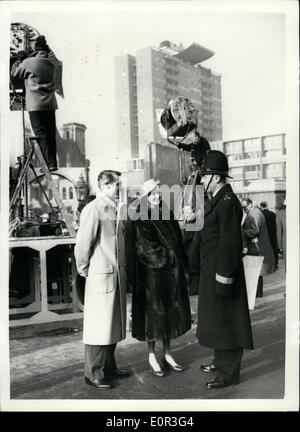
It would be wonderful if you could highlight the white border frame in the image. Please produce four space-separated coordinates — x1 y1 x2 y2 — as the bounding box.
0 0 299 412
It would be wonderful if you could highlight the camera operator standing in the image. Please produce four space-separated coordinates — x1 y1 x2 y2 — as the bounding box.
11 35 59 171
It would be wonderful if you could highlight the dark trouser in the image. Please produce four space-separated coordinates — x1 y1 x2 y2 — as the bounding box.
84 343 117 380
29 110 57 169
256 276 263 298
273 249 278 269
213 347 243 380
188 273 200 295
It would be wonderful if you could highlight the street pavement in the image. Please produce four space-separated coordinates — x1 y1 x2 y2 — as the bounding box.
9 259 286 401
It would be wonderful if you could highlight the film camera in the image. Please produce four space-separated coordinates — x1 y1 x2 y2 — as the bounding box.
10 23 64 110
10 22 40 56
10 23 41 109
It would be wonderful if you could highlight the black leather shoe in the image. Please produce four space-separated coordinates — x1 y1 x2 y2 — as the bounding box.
110 369 130 378
200 362 218 373
162 357 185 372
205 375 239 389
85 376 112 389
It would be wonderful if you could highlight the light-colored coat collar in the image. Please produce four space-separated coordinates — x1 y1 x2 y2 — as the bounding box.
96 190 117 209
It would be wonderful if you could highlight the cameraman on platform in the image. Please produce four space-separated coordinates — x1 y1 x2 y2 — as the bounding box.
11 35 59 171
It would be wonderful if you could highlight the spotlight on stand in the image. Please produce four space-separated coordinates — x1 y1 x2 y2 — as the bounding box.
157 96 210 169
157 96 210 225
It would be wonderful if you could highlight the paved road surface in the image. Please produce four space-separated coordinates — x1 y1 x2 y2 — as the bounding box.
9 259 286 401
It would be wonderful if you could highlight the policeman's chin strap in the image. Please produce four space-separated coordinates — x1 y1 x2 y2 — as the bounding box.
204 174 214 194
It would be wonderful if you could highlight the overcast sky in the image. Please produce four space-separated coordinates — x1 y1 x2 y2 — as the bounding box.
3 1 294 190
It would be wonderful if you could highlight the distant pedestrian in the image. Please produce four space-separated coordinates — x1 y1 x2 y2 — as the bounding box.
276 199 286 272
197 151 253 389
260 201 279 269
241 207 259 256
241 198 276 297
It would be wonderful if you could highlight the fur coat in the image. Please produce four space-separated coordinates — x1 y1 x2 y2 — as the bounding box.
129 205 191 342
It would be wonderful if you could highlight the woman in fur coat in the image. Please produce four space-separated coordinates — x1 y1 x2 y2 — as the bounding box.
128 179 191 377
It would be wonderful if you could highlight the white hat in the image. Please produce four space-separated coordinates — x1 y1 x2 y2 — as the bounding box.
139 179 160 198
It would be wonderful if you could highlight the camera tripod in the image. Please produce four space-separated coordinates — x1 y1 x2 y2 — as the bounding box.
10 136 76 237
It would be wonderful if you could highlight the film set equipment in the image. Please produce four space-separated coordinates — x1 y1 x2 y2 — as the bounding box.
10 22 39 55
159 96 210 168
157 96 210 222
10 23 40 110
9 137 76 237
10 22 64 111
9 23 73 236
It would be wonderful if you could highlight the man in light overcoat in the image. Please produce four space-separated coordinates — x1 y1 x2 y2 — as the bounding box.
74 170 129 389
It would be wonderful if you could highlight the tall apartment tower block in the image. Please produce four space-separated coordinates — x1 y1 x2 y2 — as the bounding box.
115 40 222 162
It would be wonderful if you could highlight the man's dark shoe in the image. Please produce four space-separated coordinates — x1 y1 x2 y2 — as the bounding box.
205 374 239 389
85 376 112 389
200 362 218 373
110 369 130 378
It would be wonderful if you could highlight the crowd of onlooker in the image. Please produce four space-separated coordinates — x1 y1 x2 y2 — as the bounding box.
240 198 286 297
184 196 286 298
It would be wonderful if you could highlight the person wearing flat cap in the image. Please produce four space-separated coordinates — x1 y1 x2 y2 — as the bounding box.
197 150 253 389
128 179 191 377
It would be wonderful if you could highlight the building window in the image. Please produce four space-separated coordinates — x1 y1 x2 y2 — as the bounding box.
264 163 283 179
245 165 259 172
263 135 283 151
264 150 282 159
244 151 260 159
62 187 66 200
244 138 261 153
69 187 74 200
244 165 261 180
229 167 243 179
225 141 242 154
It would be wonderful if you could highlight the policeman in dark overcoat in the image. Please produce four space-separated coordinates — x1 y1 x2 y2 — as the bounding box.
197 150 253 389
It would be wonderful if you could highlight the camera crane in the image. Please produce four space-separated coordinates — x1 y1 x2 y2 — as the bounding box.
9 23 75 237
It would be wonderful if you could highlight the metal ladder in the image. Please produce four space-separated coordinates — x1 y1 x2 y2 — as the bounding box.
10 136 76 236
